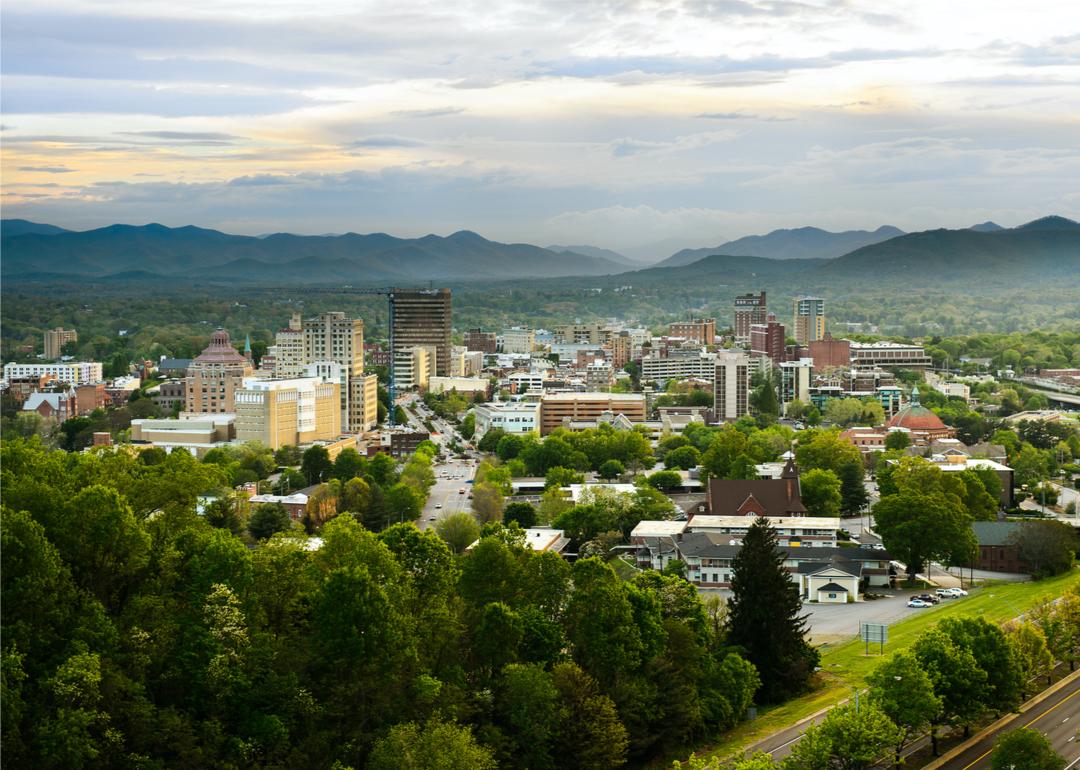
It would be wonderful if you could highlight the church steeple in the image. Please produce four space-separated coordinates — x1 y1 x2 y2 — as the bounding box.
243 333 252 361
910 386 920 406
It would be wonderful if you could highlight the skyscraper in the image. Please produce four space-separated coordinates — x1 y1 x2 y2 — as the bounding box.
302 311 377 433
793 297 826 345
44 327 78 359
185 329 254 414
733 292 767 346
392 288 452 377
750 313 786 364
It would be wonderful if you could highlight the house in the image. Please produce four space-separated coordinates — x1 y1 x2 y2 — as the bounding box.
522 528 571 555
971 521 1027 573
249 492 310 521
706 457 807 517
22 391 77 421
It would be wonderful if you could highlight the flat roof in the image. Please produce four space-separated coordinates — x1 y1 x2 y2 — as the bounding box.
631 520 689 538
541 391 645 401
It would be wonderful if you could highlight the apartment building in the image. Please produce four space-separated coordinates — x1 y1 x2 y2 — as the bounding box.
3 361 104 386
849 341 933 370
273 312 305 377
713 351 750 421
394 345 436 390
501 327 536 354
750 313 786 363
472 401 541 439
43 327 78 359
608 331 633 369
733 292 767 345
669 318 717 345
640 350 718 386
779 358 813 410
793 297 826 345
554 322 612 345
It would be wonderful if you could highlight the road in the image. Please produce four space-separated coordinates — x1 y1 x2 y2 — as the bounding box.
934 671 1080 769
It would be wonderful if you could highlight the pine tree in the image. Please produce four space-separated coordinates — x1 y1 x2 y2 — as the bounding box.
726 517 819 702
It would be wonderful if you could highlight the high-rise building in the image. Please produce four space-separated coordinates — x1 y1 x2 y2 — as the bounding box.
501 327 536 354
793 297 826 346
713 351 750 421
44 327 78 359
669 318 717 345
779 358 814 411
274 312 305 378
235 377 342 449
750 313 786 364
392 289 452 377
553 322 611 345
302 312 369 432
465 328 497 354
185 329 254 414
609 331 633 369
394 345 436 391
733 292 767 346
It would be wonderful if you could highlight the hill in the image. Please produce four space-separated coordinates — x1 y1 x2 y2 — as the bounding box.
546 244 638 265
655 225 905 267
0 222 626 283
0 219 71 238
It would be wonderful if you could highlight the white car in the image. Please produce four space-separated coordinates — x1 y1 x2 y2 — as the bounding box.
945 587 968 597
907 599 931 608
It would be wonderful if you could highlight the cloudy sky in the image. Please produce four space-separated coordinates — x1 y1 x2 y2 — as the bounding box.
2 0 1078 254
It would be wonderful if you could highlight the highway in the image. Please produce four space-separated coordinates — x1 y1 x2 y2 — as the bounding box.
935 671 1080 769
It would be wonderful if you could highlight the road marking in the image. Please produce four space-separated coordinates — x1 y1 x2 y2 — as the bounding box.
961 687 1080 770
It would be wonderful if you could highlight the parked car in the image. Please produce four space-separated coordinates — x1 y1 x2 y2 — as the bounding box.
914 593 940 604
459 488 466 494
435 503 443 509
908 599 931 608
945 587 968 597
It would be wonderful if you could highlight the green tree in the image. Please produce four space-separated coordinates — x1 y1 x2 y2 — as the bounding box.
646 470 683 491
339 475 373 517
496 663 558 770
799 468 843 517
872 491 974 579
598 459 625 480
665 445 702 470
990 728 1065 770
939 617 1024 715
436 512 481 554
1005 621 1054 697
367 718 497 770
884 431 910 451
867 652 942 769
912 628 989 753
837 460 869 515
545 466 585 489
564 558 645 687
273 444 301 466
472 481 505 523
300 444 332 485
701 427 756 480
248 502 292 540
204 493 244 534
550 661 629 770
782 701 900 770
504 501 537 529
727 517 819 702
331 447 365 481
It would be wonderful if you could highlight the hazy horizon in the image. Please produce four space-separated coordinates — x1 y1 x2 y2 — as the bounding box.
2 0 1078 250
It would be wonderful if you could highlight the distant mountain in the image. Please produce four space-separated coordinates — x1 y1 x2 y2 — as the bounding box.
1014 215 1080 232
655 225 905 267
0 219 71 238
0 222 626 283
969 221 1004 232
618 253 826 284
546 244 638 265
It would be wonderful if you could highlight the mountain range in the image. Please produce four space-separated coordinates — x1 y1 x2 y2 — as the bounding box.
2 216 1078 286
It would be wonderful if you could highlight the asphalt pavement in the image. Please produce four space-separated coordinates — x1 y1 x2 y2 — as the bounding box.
934 671 1080 769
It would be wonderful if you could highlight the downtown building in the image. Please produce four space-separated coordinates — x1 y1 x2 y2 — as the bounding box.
43 327 78 359
792 297 826 345
392 288 453 377
184 329 254 414
733 292 767 346
749 313 786 364
669 318 717 345
235 377 342 450
3 361 103 386
713 351 750 421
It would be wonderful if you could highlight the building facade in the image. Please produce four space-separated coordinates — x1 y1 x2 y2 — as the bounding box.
750 314 786 363
793 297 826 345
608 331 633 369
273 312 306 378
669 318 717 345
472 401 541 439
553 322 611 345
501 327 536 354
392 288 452 377
733 292 767 345
465 328 497 354
184 329 254 414
713 351 750 421
235 377 342 449
3 361 103 385
538 392 646 434
849 341 933 370
44 327 78 359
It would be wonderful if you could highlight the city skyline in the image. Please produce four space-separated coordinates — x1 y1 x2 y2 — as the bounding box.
2 0 1078 251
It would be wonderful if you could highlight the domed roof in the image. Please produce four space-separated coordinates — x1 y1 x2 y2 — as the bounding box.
193 328 248 365
887 387 948 431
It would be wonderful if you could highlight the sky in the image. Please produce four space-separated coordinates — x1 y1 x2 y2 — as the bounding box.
2 0 1079 256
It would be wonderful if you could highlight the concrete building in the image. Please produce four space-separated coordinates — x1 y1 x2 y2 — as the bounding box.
448 346 468 377
793 297 826 345
152 380 186 413
3 361 103 386
302 312 375 432
538 392 646 434
129 414 236 458
428 376 489 397
392 288 452 377
850 341 933 371
44 327 78 359
585 360 613 389
733 292 767 345
501 327 535 354
669 318 717 345
273 312 306 378
508 370 549 394
235 377 341 450
750 311 786 362
184 329 254 414
465 328 497 354
640 350 717 386
779 358 814 410
554 322 611 345
473 401 541 439
713 351 750 421
394 345 435 391
608 331 633 369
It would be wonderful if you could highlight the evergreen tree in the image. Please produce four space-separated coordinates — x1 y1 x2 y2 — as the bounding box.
726 517 819 702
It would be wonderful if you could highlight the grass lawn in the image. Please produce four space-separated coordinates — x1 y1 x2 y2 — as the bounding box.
683 569 1080 765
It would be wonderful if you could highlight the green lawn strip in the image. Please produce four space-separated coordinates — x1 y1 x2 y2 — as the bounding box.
685 570 1080 765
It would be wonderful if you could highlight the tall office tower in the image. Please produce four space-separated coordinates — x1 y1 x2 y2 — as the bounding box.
185 329 254 414
793 297 826 346
392 288 452 377
750 313 787 364
733 292 767 346
274 312 305 377
713 351 750 421
302 312 377 432
609 331 633 369
44 327 78 359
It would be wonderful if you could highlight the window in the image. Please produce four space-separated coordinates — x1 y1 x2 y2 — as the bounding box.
828 593 837 599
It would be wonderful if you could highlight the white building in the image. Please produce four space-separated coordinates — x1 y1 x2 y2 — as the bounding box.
501 327 536 354
508 370 549 394
780 358 814 410
640 351 717 386
713 351 750 422
3 361 104 385
472 401 541 440
394 345 436 390
687 515 840 547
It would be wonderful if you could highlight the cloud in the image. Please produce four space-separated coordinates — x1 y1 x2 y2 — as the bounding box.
347 135 427 148
18 165 76 173
118 131 244 143
391 107 466 119
695 112 795 121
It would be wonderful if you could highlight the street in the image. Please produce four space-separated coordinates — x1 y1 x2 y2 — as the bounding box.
934 671 1080 769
